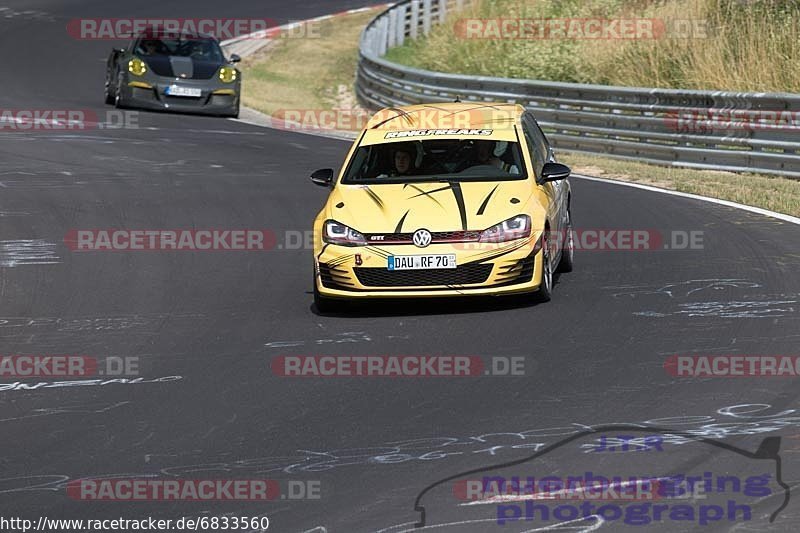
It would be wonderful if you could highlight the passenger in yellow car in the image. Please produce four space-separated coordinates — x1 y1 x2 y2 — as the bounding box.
475 140 503 168
473 140 519 174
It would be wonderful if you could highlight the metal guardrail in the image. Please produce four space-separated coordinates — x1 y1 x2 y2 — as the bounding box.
356 0 800 178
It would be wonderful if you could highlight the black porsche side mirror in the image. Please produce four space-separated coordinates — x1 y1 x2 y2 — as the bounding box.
540 162 571 183
311 168 334 187
229 54 241 63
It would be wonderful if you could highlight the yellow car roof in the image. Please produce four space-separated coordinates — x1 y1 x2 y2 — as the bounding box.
360 102 524 145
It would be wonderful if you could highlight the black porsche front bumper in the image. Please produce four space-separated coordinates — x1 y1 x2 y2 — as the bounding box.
118 76 240 116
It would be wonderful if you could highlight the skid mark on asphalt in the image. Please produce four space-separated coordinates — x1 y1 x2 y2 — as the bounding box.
0 375 182 393
0 240 60 267
669 300 796 318
92 155 189 167
607 279 762 299
0 313 206 332
634 299 797 318
0 401 131 424
265 331 373 348
0 6 55 22
605 279 798 319
0 175 89 188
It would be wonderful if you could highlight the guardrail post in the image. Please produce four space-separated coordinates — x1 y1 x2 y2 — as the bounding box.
369 27 378 56
378 16 389 56
423 0 432 35
361 29 369 56
396 4 407 45
388 9 397 48
410 0 420 39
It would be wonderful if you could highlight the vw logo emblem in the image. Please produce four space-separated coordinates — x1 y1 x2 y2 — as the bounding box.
413 229 432 248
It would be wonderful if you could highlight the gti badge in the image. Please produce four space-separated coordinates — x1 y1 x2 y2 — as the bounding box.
413 229 432 248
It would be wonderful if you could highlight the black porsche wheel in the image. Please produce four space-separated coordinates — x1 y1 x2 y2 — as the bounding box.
114 75 127 109
222 102 240 119
104 72 115 105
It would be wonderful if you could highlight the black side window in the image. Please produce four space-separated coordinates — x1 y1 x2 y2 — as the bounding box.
532 120 552 162
521 115 548 179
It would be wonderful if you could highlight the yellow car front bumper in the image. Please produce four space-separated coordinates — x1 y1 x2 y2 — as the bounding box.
314 237 544 299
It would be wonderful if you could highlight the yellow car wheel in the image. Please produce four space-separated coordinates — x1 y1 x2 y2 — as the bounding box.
533 232 553 303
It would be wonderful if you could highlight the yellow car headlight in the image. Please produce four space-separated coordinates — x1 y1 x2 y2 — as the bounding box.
219 66 238 83
128 57 147 76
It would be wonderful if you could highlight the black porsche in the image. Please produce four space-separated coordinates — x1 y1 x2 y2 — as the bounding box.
104 31 241 118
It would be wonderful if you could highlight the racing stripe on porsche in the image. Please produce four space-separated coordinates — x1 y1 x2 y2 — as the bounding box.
449 182 468 230
476 185 499 215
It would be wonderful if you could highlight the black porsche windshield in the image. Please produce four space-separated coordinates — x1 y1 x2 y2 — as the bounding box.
342 138 527 183
135 37 225 62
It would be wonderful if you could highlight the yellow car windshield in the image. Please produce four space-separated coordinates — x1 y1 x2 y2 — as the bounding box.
342 138 527 184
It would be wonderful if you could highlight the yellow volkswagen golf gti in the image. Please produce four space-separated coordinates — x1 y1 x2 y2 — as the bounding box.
309 103 574 312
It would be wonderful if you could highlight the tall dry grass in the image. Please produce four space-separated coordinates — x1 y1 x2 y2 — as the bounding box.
385 0 800 92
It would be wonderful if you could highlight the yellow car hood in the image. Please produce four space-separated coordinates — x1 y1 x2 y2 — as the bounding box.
328 180 534 233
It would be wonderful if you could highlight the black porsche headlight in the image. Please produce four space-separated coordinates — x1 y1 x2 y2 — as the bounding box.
128 57 147 76
219 66 238 83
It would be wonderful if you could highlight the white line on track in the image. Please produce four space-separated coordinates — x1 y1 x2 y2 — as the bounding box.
572 173 800 227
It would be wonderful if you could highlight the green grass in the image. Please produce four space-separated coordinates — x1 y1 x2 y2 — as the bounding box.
239 9 379 116
386 0 800 92
560 152 800 217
